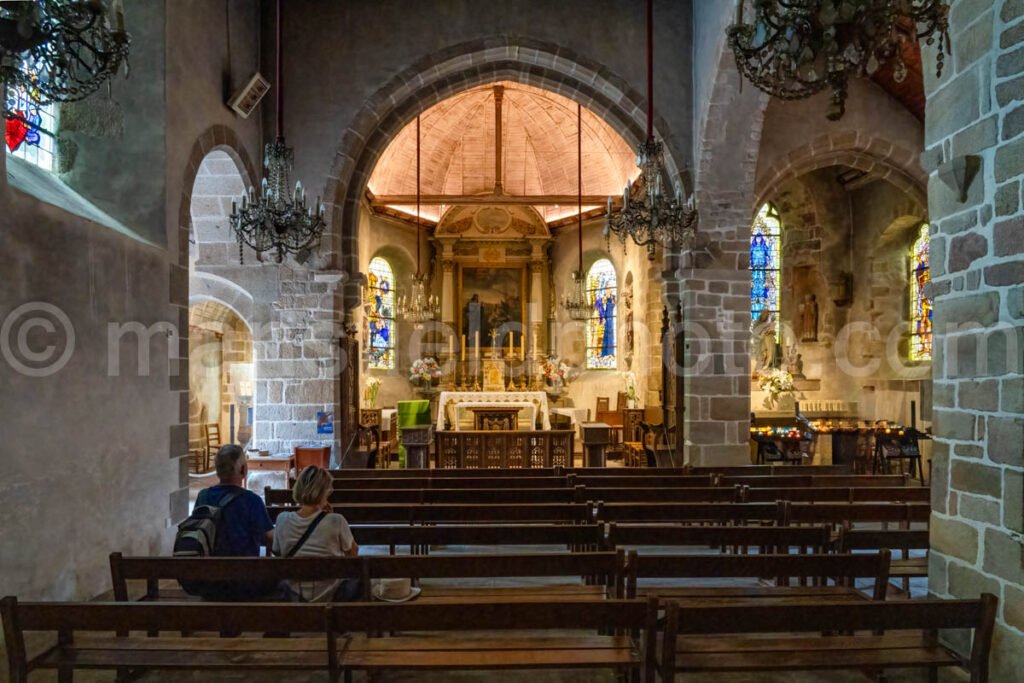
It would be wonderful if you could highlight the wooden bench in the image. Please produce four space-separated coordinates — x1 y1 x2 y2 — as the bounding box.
354 523 605 555
326 598 658 683
0 598 328 682
363 551 627 602
266 485 586 506
659 594 998 682
742 485 931 503
720 474 911 488
839 528 931 595
626 550 892 602
594 502 779 524
325 476 576 490
687 464 853 476
779 501 931 528
604 523 833 554
266 502 594 525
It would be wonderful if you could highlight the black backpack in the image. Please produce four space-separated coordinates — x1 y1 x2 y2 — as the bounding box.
173 489 244 559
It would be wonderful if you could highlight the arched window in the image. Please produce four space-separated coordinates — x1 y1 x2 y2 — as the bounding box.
750 203 782 335
910 224 932 361
366 257 396 370
585 259 617 370
4 58 57 170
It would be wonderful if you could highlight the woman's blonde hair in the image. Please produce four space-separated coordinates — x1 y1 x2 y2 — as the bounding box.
292 465 332 506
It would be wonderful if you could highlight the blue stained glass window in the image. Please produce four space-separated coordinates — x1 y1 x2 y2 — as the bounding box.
366 257 396 370
4 57 57 171
585 259 617 370
910 224 932 362
750 203 782 335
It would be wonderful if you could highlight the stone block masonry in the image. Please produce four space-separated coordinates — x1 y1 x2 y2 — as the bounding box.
924 2 1024 680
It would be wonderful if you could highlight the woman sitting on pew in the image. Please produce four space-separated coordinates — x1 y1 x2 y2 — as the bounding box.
272 466 361 602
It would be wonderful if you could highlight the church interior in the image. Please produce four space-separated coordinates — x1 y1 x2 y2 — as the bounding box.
1 0 1022 681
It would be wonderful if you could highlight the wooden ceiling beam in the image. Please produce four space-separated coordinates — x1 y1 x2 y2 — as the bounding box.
369 193 616 206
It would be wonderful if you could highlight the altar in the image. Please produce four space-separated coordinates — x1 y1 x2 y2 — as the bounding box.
437 391 552 431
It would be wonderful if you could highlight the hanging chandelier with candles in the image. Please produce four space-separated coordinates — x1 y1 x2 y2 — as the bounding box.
728 0 951 121
397 115 439 325
605 0 697 260
562 102 591 321
0 0 130 107
230 0 324 264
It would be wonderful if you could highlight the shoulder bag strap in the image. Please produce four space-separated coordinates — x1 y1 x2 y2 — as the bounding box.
286 511 328 558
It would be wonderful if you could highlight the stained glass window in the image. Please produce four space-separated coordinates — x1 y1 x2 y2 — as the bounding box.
4 57 57 171
750 203 782 336
910 223 932 361
585 259 617 370
366 257 396 370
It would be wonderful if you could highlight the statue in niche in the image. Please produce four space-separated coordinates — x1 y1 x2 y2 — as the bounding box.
800 293 819 342
752 309 778 372
783 342 804 379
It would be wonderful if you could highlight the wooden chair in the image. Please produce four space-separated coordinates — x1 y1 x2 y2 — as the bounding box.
202 423 221 471
595 396 610 415
615 391 628 411
295 445 331 471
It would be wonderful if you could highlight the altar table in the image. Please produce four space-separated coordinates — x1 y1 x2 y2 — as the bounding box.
437 391 551 431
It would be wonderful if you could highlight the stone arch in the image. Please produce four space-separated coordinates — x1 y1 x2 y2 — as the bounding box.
189 271 255 329
323 36 689 311
175 126 258 269
754 134 927 215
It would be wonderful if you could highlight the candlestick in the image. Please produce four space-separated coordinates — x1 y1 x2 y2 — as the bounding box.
461 335 466 362
508 334 513 358
449 335 455 359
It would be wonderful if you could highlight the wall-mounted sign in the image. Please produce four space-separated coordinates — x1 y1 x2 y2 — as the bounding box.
316 411 334 434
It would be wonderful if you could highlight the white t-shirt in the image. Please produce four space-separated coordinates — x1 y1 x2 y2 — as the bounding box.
272 511 356 602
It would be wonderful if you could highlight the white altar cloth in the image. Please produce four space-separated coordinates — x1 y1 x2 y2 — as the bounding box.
437 391 551 431
551 407 589 449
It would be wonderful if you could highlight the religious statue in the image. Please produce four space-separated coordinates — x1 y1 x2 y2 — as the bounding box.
783 342 804 378
623 277 635 369
800 293 819 342
752 309 777 372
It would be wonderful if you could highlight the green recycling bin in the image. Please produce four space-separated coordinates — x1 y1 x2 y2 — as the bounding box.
396 399 431 468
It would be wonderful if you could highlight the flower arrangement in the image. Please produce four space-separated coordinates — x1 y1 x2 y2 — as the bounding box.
409 357 442 386
363 376 381 408
758 368 796 409
541 356 573 385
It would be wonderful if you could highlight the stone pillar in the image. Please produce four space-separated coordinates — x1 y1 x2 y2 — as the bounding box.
923 2 1024 679
441 254 456 326
529 248 546 353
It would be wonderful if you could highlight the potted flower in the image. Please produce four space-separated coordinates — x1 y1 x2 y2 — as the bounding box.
409 357 442 389
363 376 381 408
623 371 638 409
758 368 796 410
541 356 573 399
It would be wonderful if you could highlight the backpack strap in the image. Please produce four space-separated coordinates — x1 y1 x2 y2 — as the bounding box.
217 489 245 510
286 512 328 558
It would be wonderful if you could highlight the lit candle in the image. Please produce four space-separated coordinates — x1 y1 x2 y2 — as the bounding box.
461 335 466 362
521 333 526 360
449 335 455 359
508 335 513 357
475 331 480 359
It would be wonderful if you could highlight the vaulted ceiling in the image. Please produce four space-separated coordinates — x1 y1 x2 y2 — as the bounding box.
366 81 639 224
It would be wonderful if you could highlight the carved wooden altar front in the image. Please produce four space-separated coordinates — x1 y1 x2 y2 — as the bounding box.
435 430 575 469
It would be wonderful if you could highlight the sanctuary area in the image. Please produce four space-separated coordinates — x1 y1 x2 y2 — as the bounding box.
1 0 1022 681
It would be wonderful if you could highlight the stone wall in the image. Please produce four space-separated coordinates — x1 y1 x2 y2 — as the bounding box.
924 0 1024 679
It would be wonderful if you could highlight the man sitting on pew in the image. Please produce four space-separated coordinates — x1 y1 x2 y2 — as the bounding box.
192 445 279 600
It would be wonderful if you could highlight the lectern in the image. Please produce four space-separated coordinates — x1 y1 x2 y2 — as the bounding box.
581 422 611 468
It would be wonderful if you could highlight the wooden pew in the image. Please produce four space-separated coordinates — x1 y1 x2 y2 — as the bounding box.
742 486 931 503
265 486 586 506
720 474 911 488
659 594 998 682
327 598 658 683
839 528 931 595
326 476 574 490
686 464 854 476
109 551 626 605
0 598 328 682
625 551 892 602
330 467 564 478
362 551 628 602
353 524 604 555
779 502 931 528
604 523 832 554
266 503 594 525
569 475 718 488
594 502 779 524
583 487 741 503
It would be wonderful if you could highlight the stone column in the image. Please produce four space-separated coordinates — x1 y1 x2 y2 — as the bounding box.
922 2 1024 679
529 247 546 353
441 254 456 326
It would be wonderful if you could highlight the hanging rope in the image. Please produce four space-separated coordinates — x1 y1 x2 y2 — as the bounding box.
577 101 583 274
415 113 421 277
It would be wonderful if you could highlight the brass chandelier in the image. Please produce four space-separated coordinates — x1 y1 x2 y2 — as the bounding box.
605 0 698 260
230 0 324 264
728 0 951 121
0 0 130 105
397 115 439 325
